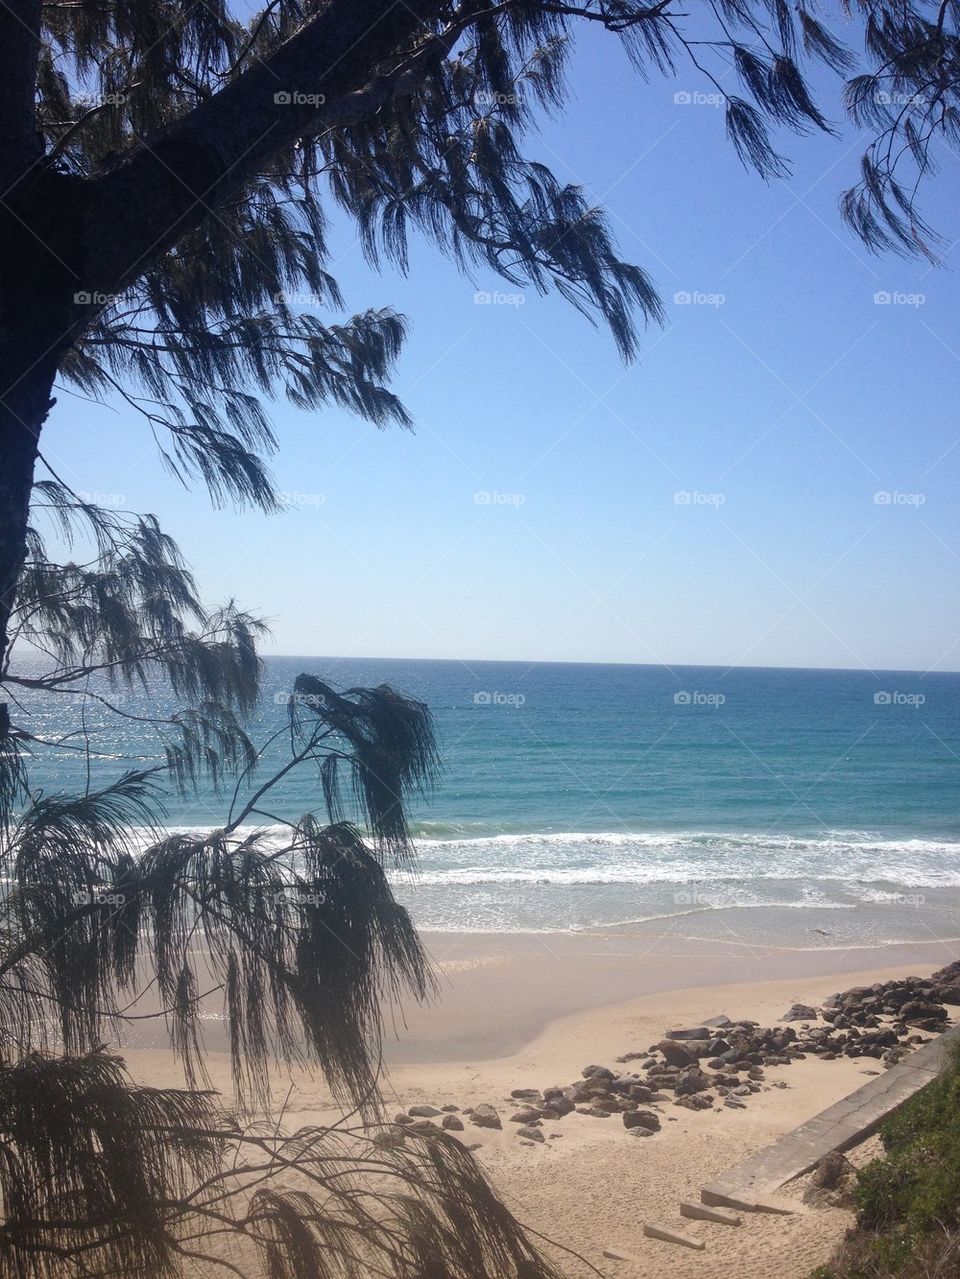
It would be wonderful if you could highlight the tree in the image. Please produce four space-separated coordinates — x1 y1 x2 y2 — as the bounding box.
0 1 957 1275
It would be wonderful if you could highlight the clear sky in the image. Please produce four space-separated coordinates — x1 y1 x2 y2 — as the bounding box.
41 23 960 671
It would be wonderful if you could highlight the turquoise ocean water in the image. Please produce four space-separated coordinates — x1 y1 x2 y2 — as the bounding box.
15 657 960 942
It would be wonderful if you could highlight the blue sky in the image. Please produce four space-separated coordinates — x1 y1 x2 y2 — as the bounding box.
42 22 960 671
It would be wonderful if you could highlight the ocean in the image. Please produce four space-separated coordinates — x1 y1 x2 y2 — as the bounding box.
14 656 960 944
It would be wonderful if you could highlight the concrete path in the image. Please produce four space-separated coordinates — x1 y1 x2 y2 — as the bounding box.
701 1029 957 1209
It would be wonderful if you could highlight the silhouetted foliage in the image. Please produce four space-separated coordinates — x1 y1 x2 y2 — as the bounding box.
0 2 957 1274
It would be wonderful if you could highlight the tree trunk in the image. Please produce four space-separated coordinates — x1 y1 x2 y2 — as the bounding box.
0 358 58 676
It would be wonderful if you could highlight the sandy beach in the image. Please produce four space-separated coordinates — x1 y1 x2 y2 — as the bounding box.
122 931 960 1278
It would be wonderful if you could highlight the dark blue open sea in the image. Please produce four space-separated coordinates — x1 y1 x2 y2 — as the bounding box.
15 657 960 943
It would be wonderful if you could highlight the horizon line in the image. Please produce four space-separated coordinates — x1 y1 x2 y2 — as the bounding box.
259 653 960 677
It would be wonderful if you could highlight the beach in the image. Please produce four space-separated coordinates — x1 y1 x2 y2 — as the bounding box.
123 931 960 1278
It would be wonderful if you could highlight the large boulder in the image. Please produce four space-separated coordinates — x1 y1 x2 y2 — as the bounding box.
510 1106 543 1124
782 1004 818 1022
623 1109 660 1132
408 1104 442 1118
803 1152 857 1208
516 1125 545 1143
469 1104 502 1130
656 1039 696 1067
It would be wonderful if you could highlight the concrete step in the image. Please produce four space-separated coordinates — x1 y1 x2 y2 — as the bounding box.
701 1028 956 1207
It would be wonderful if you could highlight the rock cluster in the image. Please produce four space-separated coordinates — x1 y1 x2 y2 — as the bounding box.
378 967 956 1149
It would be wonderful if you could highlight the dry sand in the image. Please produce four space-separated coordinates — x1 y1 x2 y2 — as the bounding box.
122 932 960 1279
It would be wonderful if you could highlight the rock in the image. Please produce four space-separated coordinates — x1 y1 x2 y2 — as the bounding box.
901 1000 948 1021
441 1114 464 1131
408 1105 442 1118
628 1084 654 1102
510 1088 542 1100
623 1109 660 1131
803 1151 857 1207
724 1096 746 1109
441 1104 460 1112
372 1127 406 1149
628 1125 655 1136
675 1093 713 1110
812 1151 855 1189
582 1065 615 1081
782 1004 818 1022
509 1107 543 1124
393 1112 414 1125
408 1118 437 1132
666 1027 711 1040
469 1104 502 1130
516 1125 545 1143
656 1039 696 1067
675 1069 710 1096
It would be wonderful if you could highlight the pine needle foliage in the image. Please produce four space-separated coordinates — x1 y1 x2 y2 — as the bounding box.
0 491 559 1276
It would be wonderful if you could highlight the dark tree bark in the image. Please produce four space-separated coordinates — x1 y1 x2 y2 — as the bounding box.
0 0 447 674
